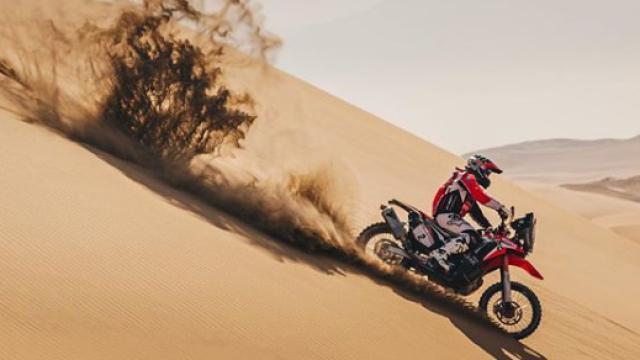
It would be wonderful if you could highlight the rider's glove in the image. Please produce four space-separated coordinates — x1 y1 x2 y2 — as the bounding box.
497 206 510 221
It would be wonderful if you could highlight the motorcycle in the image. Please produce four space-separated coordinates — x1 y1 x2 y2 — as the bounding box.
357 199 543 339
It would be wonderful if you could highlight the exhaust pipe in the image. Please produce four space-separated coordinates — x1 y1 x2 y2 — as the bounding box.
381 206 407 241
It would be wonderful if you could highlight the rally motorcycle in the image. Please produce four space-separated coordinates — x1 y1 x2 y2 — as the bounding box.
357 199 543 339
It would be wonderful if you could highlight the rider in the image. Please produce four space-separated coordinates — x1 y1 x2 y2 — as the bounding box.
428 154 510 272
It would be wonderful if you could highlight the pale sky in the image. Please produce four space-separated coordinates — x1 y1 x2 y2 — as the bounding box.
257 0 640 153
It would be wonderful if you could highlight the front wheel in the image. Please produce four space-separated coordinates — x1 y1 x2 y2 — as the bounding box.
479 281 542 339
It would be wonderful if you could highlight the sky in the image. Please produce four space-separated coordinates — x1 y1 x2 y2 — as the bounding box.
256 0 640 153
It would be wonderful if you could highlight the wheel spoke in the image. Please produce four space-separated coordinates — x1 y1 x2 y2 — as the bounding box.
487 290 535 333
365 233 405 265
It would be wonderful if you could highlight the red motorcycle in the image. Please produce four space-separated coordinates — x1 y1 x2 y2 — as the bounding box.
357 199 543 339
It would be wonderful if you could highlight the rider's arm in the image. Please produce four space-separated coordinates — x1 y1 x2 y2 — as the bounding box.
461 174 503 211
469 202 492 229
432 186 445 215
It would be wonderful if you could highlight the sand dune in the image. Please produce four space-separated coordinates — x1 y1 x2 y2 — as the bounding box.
479 136 640 242
523 182 640 243
0 114 541 360
2 61 640 358
564 176 640 243
474 136 640 245
224 55 640 337
564 175 640 203
1 1 640 359
469 136 640 183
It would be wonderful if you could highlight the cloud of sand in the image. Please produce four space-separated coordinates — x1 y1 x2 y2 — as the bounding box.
0 0 499 329
0 0 355 254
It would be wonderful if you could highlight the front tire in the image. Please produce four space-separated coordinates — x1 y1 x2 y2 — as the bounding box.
479 281 542 339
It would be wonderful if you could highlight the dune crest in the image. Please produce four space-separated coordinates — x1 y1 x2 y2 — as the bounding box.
564 175 640 204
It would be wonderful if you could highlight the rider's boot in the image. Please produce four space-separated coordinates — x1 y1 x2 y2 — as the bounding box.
428 238 470 273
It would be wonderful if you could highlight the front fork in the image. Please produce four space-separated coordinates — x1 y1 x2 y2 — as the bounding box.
501 255 513 303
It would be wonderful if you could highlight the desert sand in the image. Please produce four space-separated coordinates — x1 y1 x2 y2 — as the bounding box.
1 61 640 358
1 2 640 359
564 176 640 203
520 181 640 245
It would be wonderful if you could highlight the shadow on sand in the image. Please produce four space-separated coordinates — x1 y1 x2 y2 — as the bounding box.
392 288 547 360
85 146 546 360
88 147 348 275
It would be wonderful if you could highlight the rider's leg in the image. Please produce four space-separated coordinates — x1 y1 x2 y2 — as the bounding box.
429 214 478 272
429 238 469 272
435 213 479 245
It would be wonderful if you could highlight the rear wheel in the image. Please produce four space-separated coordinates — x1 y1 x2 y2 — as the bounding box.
357 223 406 266
479 281 542 339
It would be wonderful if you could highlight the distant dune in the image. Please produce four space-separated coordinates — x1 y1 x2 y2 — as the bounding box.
470 135 640 246
522 181 640 246
564 175 640 203
562 176 640 244
467 136 640 183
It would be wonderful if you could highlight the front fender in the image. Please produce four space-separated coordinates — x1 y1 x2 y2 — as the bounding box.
482 253 544 280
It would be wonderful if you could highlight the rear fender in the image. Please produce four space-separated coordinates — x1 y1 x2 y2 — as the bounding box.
482 253 544 280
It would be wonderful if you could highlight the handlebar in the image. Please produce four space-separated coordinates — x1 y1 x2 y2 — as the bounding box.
487 206 516 239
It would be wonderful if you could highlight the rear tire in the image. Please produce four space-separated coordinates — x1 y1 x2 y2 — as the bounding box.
356 222 392 249
357 223 407 266
479 281 542 339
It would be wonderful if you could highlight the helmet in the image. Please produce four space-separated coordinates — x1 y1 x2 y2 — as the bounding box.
466 154 503 188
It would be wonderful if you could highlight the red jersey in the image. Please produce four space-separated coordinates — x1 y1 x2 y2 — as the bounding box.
432 169 503 217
